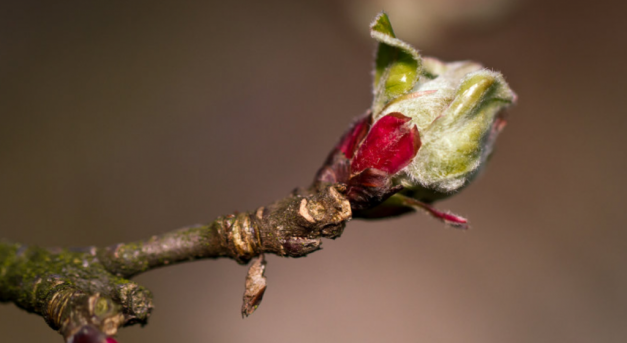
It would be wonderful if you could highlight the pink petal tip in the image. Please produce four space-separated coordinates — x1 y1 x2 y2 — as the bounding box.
351 113 420 175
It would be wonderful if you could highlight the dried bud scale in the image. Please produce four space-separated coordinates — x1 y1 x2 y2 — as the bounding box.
241 255 267 317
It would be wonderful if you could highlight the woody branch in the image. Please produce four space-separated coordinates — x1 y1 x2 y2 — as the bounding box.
0 183 351 341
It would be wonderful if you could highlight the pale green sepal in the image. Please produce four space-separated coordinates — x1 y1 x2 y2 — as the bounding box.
377 60 484 133
370 12 422 116
405 69 515 193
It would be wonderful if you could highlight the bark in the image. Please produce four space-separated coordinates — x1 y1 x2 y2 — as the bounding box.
0 184 351 341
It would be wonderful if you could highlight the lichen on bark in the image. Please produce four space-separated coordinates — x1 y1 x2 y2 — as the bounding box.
0 184 352 341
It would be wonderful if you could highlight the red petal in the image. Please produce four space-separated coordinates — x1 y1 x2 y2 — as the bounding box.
106 338 118 343
337 113 372 159
351 113 420 175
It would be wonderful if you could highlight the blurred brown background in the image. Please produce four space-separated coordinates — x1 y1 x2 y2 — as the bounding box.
1 0 626 342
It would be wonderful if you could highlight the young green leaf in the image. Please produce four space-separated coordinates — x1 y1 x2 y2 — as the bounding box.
370 12 422 115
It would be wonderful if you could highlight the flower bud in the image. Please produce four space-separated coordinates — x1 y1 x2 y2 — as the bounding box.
370 13 516 194
315 111 419 210
315 13 516 224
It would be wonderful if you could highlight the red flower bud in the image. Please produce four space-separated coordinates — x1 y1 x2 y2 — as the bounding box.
315 112 421 211
350 113 420 175
315 13 516 226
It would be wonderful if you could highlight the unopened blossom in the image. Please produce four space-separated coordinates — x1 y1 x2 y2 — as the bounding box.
315 13 516 226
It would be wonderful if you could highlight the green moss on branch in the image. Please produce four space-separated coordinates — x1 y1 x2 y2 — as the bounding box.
0 184 351 341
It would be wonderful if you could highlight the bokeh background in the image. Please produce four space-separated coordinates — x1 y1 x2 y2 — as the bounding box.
1 0 626 342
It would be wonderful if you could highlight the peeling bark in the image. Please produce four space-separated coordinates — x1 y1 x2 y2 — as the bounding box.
241 255 267 317
0 184 351 341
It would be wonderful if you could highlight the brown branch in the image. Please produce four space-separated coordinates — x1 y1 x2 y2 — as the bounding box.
0 183 351 342
96 183 350 277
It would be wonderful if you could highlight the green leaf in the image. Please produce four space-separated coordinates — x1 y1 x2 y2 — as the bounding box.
370 13 422 116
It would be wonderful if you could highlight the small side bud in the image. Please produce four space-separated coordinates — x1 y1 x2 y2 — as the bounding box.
282 237 322 257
